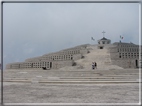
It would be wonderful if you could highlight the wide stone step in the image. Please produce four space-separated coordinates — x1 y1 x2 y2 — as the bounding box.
3 75 138 81
3 75 139 83
3 80 139 84
30 80 140 84
3 71 139 78
3 76 138 80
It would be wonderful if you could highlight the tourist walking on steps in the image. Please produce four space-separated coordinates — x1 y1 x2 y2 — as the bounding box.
95 62 97 69
92 62 95 70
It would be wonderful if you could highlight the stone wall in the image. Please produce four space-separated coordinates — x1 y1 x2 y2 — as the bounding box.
80 49 89 54
5 64 12 69
6 62 23 69
6 44 87 69
11 64 20 69
25 56 42 62
111 59 139 68
109 42 142 68
73 54 82 60
52 60 74 69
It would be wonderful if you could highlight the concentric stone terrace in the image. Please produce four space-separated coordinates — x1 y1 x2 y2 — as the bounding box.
6 37 142 69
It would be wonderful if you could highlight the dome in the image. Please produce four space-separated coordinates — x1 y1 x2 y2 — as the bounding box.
98 37 111 44
100 37 108 40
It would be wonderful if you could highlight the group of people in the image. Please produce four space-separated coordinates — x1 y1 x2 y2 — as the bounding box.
92 62 97 70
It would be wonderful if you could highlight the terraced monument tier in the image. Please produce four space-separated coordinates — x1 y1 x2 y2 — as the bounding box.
6 37 142 69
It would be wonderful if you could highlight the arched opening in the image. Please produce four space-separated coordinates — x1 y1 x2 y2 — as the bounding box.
50 62 52 68
31 63 33 68
100 46 103 49
135 60 138 68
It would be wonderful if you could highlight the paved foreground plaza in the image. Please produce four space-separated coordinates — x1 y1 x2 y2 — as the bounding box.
1 68 141 105
3 83 139 104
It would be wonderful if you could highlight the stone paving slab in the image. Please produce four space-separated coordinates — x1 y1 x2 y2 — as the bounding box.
3 69 140 79
2 82 140 104
1 69 141 105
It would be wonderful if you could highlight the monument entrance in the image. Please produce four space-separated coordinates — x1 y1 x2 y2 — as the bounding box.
100 46 103 49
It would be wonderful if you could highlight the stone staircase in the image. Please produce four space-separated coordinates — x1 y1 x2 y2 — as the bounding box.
3 46 139 84
3 69 140 84
76 48 123 70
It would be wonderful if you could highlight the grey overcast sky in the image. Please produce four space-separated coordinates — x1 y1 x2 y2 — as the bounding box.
3 3 140 68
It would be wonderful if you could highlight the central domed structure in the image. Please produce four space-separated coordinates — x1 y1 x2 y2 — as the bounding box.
97 37 111 49
98 37 111 44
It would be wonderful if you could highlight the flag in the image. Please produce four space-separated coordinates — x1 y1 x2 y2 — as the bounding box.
91 37 95 41
120 35 123 39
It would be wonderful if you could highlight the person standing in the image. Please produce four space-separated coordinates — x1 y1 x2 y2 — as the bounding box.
95 62 97 69
92 62 95 70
